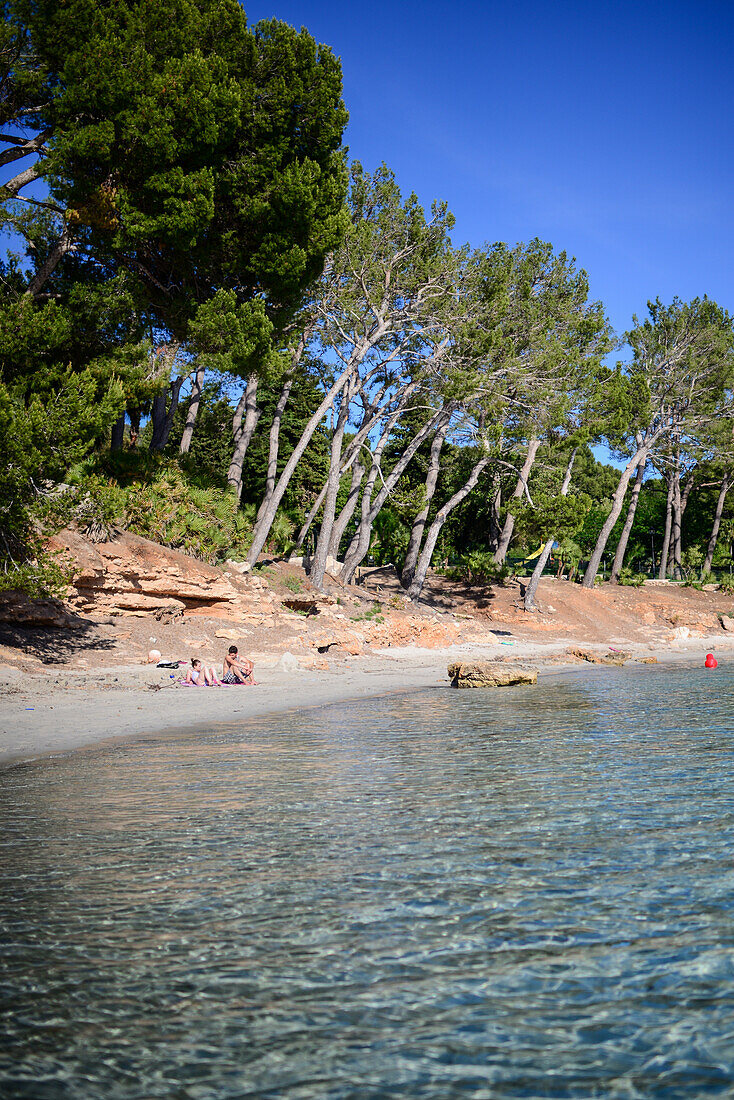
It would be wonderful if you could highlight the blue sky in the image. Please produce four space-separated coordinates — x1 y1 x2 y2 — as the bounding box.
247 0 734 342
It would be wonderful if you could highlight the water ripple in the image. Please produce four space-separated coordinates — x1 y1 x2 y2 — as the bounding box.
1 664 734 1097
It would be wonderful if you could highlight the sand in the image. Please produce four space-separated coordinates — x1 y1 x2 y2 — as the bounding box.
2 634 732 771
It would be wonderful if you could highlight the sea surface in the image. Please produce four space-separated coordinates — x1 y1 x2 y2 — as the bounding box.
1 663 734 1099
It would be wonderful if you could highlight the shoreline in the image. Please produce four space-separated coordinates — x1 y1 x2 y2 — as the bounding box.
2 636 732 772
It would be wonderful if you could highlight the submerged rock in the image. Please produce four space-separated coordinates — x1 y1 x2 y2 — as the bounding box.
447 661 538 689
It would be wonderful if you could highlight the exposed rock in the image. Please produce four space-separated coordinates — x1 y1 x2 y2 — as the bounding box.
225 559 252 574
48 528 254 618
214 628 250 640
567 647 630 666
363 615 460 650
313 631 363 656
0 591 74 628
282 595 335 615
720 614 734 632
447 661 538 688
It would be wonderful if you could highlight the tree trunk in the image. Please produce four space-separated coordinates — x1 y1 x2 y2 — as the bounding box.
149 376 184 452
488 476 502 552
658 473 675 579
610 456 646 582
309 384 355 589
179 364 205 455
703 475 731 575
26 220 78 298
671 464 683 580
493 438 540 565
227 374 261 501
673 468 695 580
582 442 649 587
328 460 364 560
524 448 578 612
255 374 294 523
407 455 490 600
401 422 448 588
340 404 456 585
110 411 125 452
246 360 359 566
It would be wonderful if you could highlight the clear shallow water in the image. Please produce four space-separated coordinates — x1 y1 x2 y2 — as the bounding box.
1 665 734 1099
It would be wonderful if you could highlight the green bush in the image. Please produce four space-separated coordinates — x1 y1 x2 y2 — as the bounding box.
442 550 513 586
123 466 252 563
617 567 646 587
718 573 734 593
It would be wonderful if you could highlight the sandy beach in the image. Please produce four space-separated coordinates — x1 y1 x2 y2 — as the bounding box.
2 634 731 771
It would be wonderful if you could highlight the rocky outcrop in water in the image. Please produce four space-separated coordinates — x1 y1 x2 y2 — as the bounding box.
447 661 538 688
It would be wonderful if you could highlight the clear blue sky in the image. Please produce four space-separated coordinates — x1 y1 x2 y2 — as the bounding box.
247 0 734 341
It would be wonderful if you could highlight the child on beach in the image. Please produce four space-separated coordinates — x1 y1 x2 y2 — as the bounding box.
222 645 257 685
185 658 223 686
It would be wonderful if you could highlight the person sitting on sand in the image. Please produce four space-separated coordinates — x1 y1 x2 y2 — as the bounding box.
185 658 223 687
222 645 257 685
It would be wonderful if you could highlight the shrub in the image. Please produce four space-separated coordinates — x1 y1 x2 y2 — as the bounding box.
442 550 514 586
617 567 646 587
123 466 252 563
718 573 734 593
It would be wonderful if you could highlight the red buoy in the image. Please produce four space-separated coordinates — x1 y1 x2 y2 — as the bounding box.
705 653 718 668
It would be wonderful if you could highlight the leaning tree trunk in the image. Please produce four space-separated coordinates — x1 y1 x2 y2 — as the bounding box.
703 474 731 575
493 438 540 565
582 441 649 588
110 411 125 452
294 376 411 555
246 359 361 566
255 373 294 524
401 422 448 589
310 385 355 589
407 455 490 600
524 448 578 612
327 461 364 560
658 472 675 579
341 404 456 586
610 456 646 582
179 364 205 455
227 374 261 501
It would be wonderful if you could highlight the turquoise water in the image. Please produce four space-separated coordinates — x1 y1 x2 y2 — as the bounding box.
1 664 734 1098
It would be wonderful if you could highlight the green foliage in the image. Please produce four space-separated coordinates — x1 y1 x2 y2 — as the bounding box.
240 504 295 557
443 550 513 586
680 546 705 586
8 0 349 335
554 537 583 577
282 574 303 593
616 567 646 587
718 574 734 593
122 465 251 562
350 603 384 623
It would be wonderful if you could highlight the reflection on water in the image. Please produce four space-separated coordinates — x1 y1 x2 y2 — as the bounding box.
1 665 734 1098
